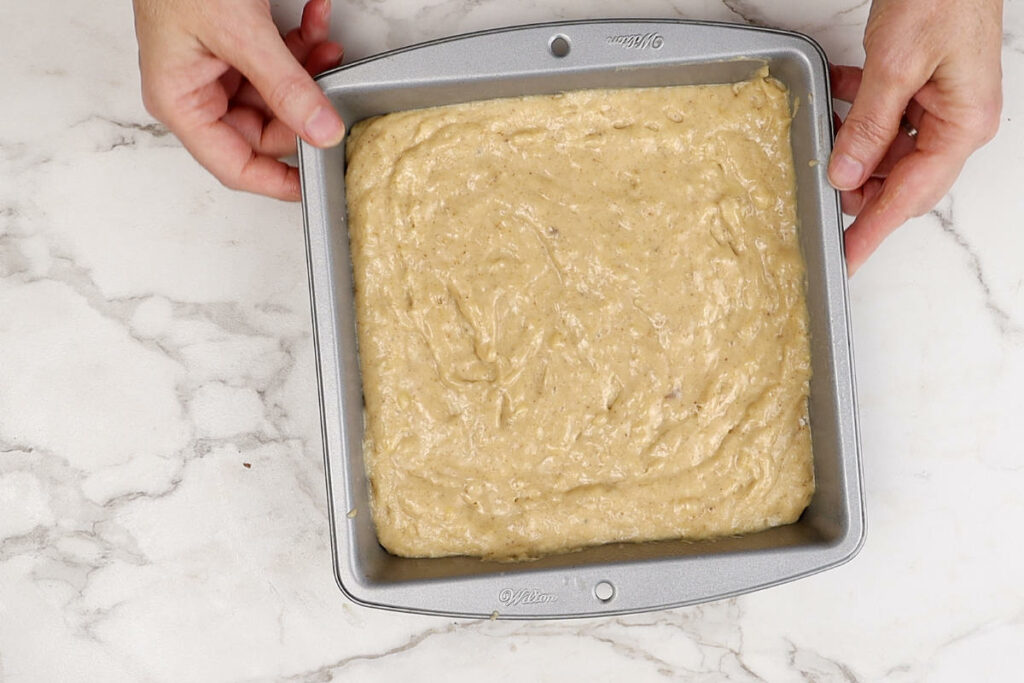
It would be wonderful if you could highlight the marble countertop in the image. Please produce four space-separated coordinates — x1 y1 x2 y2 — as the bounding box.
1 0 1022 680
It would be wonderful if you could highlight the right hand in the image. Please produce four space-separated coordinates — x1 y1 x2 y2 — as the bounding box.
828 0 1003 274
131 0 346 201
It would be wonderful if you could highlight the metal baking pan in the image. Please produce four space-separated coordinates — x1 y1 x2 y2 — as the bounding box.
299 19 864 619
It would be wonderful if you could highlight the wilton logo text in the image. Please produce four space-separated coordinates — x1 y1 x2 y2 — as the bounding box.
498 588 559 607
606 32 665 50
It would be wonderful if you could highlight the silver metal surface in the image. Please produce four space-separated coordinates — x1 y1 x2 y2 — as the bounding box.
298 19 864 619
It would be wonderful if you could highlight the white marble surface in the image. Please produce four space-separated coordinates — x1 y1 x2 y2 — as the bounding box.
1 0 1022 680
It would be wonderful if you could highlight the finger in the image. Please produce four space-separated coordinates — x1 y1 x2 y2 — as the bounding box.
224 41 344 159
837 94 924 179
221 106 298 159
839 189 859 216
305 41 344 77
829 64 863 103
843 139 971 273
231 42 341 116
864 92 943 180
219 68 243 99
905 97 925 130
169 83 301 200
828 56 923 191
840 177 883 216
284 0 332 63
872 130 917 178
227 0 339 120
233 81 273 116
210 5 344 149
184 118 301 200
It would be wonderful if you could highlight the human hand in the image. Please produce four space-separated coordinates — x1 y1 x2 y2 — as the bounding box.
131 0 345 201
828 0 1003 274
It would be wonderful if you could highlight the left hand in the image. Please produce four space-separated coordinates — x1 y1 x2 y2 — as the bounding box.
132 0 345 201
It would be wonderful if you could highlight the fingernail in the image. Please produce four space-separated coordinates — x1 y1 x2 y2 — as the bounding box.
828 153 864 190
305 106 344 147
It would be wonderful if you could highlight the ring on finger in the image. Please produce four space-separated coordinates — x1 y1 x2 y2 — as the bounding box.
900 115 919 138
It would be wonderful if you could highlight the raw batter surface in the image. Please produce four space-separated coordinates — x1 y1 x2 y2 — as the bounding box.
346 71 813 559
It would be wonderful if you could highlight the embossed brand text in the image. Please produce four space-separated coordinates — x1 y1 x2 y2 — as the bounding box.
606 32 665 50
498 588 559 607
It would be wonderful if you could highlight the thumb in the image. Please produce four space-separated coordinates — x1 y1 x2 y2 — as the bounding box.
829 59 919 191
215 13 344 149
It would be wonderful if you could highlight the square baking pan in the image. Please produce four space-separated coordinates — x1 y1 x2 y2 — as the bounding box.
299 19 864 618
